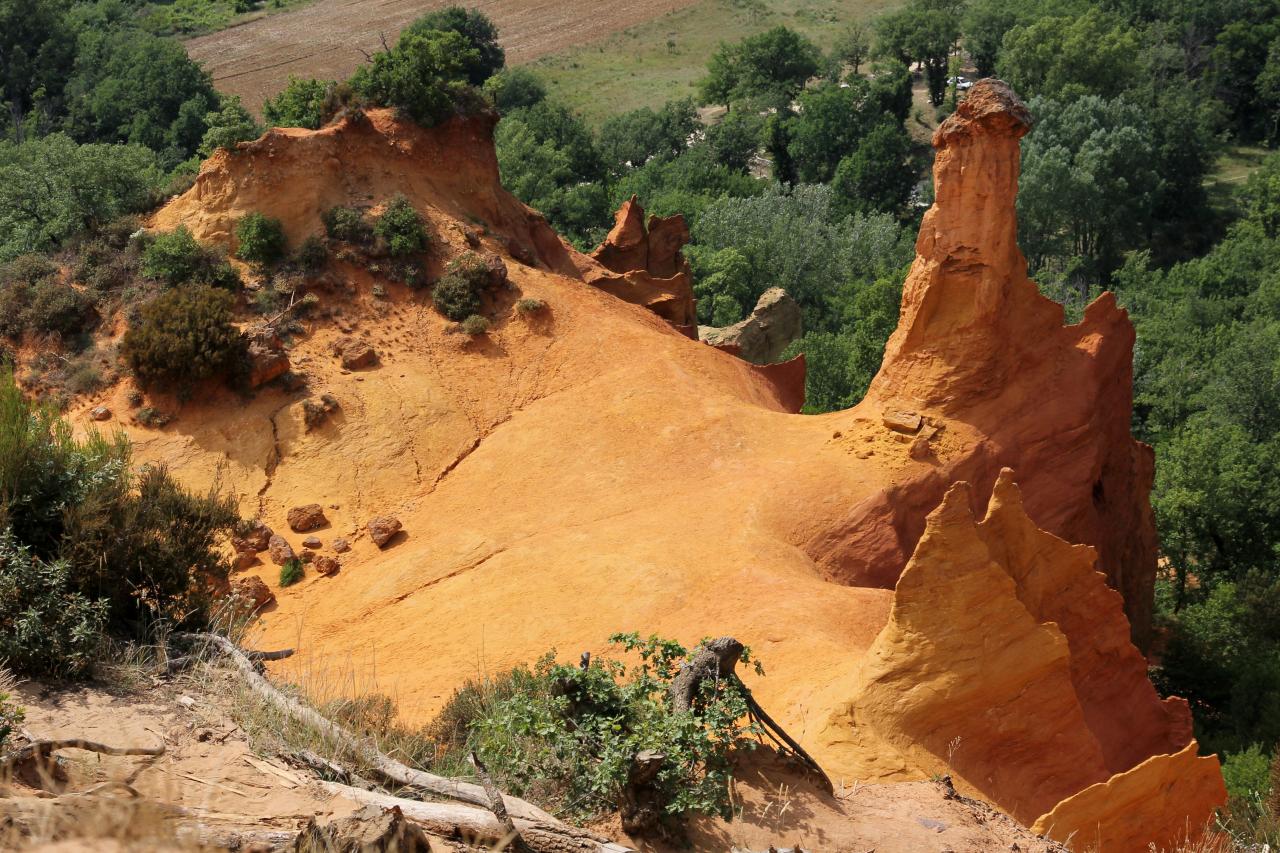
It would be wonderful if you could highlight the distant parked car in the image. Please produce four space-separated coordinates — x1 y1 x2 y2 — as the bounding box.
948 75 974 91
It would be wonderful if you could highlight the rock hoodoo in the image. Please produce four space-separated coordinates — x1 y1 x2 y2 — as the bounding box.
582 196 698 328
120 85 1219 851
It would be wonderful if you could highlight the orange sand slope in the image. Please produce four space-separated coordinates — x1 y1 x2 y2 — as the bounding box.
100 81 1222 849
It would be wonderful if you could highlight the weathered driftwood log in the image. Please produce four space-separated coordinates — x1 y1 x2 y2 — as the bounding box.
177 632 558 824
317 781 635 853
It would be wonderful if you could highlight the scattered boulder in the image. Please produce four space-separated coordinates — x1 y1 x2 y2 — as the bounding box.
699 288 803 365
235 520 274 553
247 329 290 387
315 555 340 576
332 336 378 370
366 516 403 548
300 550 316 564
233 550 260 572
302 535 322 549
332 538 351 554
230 576 275 611
268 534 296 566
287 504 328 532
302 393 341 430
294 805 429 853
482 252 508 287
89 405 112 421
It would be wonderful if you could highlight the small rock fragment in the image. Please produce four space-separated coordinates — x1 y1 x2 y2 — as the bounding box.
366 516 403 548
302 535 322 549
287 504 328 532
90 405 111 421
268 534 296 566
314 555 340 576
909 437 933 461
332 336 378 370
231 575 275 609
233 550 260 571
332 538 351 554
236 520 274 553
883 409 923 434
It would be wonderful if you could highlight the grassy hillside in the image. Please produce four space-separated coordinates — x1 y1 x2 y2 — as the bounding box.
528 0 902 126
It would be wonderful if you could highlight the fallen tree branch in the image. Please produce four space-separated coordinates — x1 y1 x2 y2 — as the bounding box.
317 781 634 853
164 646 291 675
177 632 558 824
470 750 529 852
2 739 165 773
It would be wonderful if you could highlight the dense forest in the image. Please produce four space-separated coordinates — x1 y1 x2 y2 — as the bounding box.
3 0 1280 840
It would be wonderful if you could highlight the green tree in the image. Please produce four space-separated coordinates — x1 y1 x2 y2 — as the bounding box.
962 0 1021 77
786 79 893 184
1017 95 1158 287
402 6 505 86
599 100 697 173
482 68 546 114
700 26 821 107
262 76 340 129
834 21 872 75
831 122 915 217
235 211 286 264
199 94 260 156
705 110 763 172
350 29 478 127
0 134 161 261
997 9 1142 102
874 0 962 106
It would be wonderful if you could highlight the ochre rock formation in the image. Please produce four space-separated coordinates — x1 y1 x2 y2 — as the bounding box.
584 196 698 327
856 82 1158 646
90 83 1221 850
825 470 1224 841
700 287 803 364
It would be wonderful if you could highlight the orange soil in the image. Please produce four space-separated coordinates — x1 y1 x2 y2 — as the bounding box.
69 82 1224 850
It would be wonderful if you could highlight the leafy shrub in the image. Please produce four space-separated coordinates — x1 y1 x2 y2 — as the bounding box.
432 270 482 321
402 6 505 86
323 206 373 244
0 530 107 677
1 369 240 633
349 29 477 126
0 688 23 748
142 226 240 289
0 258 95 340
294 235 328 271
515 297 546 315
199 95 261 156
121 285 248 391
483 68 546 113
460 314 489 335
263 76 345 130
428 633 763 828
235 212 287 265
280 557 303 587
374 195 428 256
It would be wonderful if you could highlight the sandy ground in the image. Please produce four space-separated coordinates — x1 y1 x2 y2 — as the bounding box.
185 0 700 111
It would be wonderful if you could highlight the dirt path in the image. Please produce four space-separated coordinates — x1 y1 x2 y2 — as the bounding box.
186 0 700 111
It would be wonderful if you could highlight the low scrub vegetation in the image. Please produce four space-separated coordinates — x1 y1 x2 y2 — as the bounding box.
432 252 490 321
0 370 240 675
121 285 248 392
235 211 287 265
429 633 762 831
142 226 240 289
373 195 428 257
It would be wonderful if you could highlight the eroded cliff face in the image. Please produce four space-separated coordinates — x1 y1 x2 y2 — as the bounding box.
826 470 1224 848
91 83 1222 852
